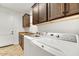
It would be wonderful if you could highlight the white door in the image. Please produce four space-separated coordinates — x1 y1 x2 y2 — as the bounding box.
0 13 14 47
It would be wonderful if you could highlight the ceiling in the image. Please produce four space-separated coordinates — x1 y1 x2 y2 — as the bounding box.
0 3 34 14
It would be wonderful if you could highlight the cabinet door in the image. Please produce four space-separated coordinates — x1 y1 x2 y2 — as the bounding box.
38 3 47 23
48 3 64 21
65 3 79 16
23 14 30 27
19 35 24 50
32 4 39 25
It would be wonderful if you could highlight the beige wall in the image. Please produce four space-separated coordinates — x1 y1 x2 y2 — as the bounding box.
35 15 79 34
29 10 79 34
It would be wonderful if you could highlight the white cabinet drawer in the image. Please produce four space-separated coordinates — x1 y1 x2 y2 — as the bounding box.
32 40 65 56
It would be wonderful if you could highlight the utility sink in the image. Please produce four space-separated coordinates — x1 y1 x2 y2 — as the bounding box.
24 33 79 56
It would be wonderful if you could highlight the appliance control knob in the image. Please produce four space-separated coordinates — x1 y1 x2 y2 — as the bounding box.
41 45 44 48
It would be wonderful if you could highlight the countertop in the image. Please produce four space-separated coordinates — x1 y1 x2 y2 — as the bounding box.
19 32 34 36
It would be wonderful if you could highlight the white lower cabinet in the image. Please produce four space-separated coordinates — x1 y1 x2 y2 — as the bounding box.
24 37 65 56
24 38 54 56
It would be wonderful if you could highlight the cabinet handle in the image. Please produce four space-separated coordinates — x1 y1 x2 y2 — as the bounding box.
63 11 66 15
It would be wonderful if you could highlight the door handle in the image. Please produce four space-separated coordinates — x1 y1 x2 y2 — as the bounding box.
11 31 14 35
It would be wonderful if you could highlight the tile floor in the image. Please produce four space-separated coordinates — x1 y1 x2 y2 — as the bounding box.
0 44 24 56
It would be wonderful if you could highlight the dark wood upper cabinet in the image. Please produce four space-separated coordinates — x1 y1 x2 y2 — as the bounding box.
32 3 39 25
65 3 79 16
38 3 48 23
23 14 30 27
32 3 79 25
48 3 65 21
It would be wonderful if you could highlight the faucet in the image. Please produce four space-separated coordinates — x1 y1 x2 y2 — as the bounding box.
56 35 60 38
34 32 40 37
